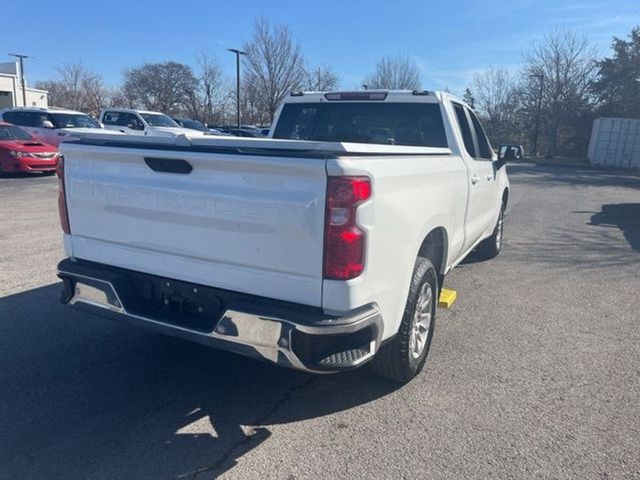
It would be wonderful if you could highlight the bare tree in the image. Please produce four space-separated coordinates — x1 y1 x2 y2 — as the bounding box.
522 29 597 157
242 18 306 121
305 65 339 91
240 75 272 125
35 61 108 116
216 79 238 125
121 61 199 114
473 67 519 144
106 86 134 109
363 55 421 90
194 51 225 124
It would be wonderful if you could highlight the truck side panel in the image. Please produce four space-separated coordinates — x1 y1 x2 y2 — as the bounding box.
324 154 468 339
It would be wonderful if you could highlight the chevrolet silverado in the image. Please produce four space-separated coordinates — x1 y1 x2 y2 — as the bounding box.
56 90 512 382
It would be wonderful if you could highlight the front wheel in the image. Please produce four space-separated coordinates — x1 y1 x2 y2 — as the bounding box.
371 257 438 383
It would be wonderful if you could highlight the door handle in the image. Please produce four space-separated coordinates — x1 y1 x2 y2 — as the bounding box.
485 174 493 180
471 175 481 184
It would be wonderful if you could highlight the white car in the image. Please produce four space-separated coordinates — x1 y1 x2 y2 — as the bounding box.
57 90 514 383
99 108 206 137
0 107 103 147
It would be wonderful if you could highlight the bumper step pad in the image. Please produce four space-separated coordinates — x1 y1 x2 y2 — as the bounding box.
316 347 370 367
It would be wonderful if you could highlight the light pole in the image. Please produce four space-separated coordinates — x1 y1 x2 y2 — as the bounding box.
227 48 247 130
8 53 30 107
530 72 544 158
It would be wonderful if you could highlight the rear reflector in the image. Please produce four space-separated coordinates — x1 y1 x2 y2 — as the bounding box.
324 177 371 280
324 92 388 101
56 155 71 234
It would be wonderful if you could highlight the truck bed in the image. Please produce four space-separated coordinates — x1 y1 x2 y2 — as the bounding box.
60 133 450 307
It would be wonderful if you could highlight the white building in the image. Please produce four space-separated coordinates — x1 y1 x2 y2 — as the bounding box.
0 61 49 109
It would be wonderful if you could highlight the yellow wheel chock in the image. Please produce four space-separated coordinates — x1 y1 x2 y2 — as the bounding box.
438 288 457 309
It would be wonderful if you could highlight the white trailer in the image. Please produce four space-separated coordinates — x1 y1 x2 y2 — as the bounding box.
588 117 640 169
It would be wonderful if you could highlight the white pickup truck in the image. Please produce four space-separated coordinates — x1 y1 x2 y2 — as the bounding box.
57 90 513 383
99 108 207 138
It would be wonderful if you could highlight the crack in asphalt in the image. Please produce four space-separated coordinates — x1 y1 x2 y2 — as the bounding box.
182 375 317 480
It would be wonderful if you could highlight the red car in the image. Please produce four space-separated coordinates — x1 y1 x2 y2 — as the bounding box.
0 122 59 174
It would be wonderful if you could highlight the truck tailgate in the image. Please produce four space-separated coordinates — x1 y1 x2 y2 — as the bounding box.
61 139 328 306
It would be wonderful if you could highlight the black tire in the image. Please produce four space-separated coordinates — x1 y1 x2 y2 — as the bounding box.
371 257 438 383
477 203 505 259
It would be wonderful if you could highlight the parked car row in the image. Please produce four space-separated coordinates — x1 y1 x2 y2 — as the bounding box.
0 105 272 175
0 107 103 147
0 106 108 174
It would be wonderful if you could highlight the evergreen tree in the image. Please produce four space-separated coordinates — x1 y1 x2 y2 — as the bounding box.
462 87 476 109
591 26 640 118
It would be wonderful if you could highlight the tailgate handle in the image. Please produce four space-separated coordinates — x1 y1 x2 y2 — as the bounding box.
144 157 192 174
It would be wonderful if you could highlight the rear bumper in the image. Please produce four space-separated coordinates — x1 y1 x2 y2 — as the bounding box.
57 258 383 373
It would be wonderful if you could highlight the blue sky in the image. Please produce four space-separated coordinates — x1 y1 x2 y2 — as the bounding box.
4 0 639 95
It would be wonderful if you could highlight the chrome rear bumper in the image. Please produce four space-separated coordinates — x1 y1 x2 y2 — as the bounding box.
57 259 383 373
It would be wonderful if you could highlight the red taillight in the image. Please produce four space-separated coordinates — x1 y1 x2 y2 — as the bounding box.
324 176 371 280
56 155 71 234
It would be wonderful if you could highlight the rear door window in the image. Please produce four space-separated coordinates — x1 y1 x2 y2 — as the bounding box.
102 111 123 126
33 112 54 128
274 102 448 148
122 113 143 129
467 109 493 159
2 111 17 124
4 111 35 127
453 103 477 157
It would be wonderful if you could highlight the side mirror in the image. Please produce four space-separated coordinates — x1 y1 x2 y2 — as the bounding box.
42 120 54 129
128 122 144 131
496 144 523 169
498 144 523 161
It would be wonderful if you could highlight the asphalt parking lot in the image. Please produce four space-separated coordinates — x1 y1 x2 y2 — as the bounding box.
1 164 639 480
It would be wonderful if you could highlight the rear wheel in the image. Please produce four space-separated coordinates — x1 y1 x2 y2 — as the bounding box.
371 257 437 383
477 203 505 259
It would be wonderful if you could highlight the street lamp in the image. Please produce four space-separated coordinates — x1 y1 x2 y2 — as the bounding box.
227 48 247 130
8 53 30 107
529 72 544 158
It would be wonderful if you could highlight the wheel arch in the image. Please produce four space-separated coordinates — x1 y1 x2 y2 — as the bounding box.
417 227 449 279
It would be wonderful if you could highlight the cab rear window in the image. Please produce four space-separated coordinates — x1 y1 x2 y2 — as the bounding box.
273 102 448 148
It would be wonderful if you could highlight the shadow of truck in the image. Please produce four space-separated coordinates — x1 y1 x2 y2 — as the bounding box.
589 203 640 253
0 283 399 480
